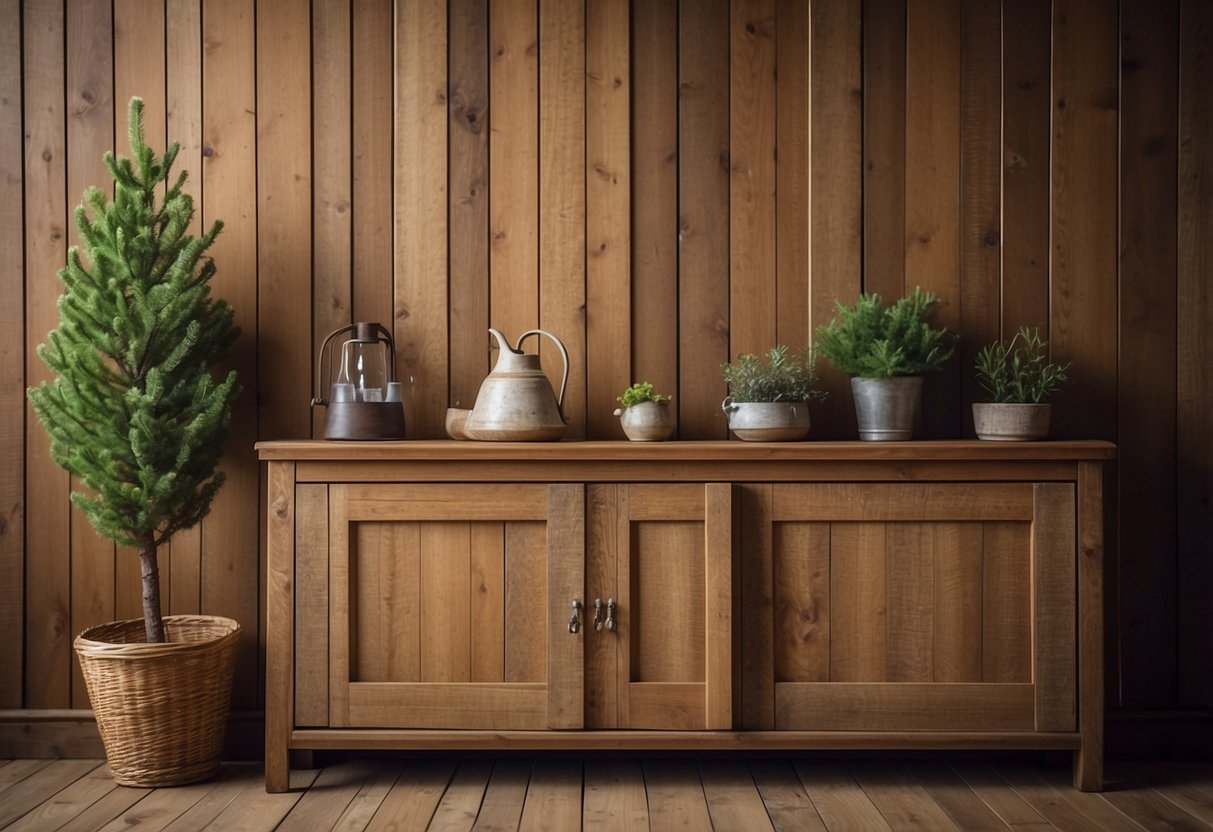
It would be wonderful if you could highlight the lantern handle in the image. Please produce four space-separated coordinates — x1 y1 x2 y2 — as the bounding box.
371 322 398 383
312 323 357 407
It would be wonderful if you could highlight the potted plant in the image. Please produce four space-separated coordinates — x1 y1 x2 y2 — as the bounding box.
26 98 242 787
973 327 1069 440
613 381 675 441
815 287 955 440
720 345 826 441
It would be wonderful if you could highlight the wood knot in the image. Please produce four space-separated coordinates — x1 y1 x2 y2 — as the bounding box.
203 146 215 157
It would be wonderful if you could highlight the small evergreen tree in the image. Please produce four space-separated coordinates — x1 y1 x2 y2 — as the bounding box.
28 97 240 644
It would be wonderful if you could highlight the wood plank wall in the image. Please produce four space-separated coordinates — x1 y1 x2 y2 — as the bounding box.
1 0 1210 732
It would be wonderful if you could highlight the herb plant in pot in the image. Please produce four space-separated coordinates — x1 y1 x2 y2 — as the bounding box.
721 346 826 441
27 98 242 787
815 287 955 441
973 327 1069 440
613 382 675 441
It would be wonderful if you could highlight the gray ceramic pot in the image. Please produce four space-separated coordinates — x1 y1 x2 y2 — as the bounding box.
973 402 1051 441
614 401 676 441
721 399 811 441
851 376 923 441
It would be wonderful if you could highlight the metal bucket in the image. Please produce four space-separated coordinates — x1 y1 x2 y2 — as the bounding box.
851 376 923 441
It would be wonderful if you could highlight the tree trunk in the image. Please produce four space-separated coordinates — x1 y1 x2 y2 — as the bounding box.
138 534 166 643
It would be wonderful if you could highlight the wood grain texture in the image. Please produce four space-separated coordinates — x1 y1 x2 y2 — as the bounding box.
448 0 490 413
312 0 353 437
1178 0 1213 711
1076 463 1105 790
0 0 23 709
829 523 886 682
643 759 714 830
630 0 678 406
329 486 351 727
201 0 259 711
809 0 862 438
585 484 617 729
700 760 775 832
905 0 961 439
396 0 448 439
546 484 584 729
1001 0 1052 336
749 760 828 832
1034 483 1077 733
518 759 582 831
705 483 735 730
583 759 649 830
265 462 295 793
774 0 811 354
850 764 964 832
421 523 472 683
982 522 1032 683
352 0 393 328
1119 0 1179 712
470 523 505 683
959 0 1002 436
773 522 830 684
489 0 540 345
586 0 630 439
885 523 934 683
66 0 115 709
1051 0 1119 440
24 0 71 709
862 0 906 301
295 484 329 726
776 683 1035 731
740 484 774 729
506 522 547 684
166 0 205 617
347 682 548 729
932 523 983 682
677 0 730 439
257 0 312 444
729 0 777 360
538 0 587 439
772 482 1034 522
794 764 893 832
634 521 704 683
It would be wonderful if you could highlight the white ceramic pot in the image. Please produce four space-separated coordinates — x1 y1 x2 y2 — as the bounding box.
973 402 1052 441
721 398 811 441
613 401 675 441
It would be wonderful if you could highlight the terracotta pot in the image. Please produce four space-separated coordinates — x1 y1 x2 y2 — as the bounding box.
613 401 675 441
973 402 1052 441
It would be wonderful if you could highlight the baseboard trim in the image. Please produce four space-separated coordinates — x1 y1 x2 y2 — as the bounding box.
0 709 264 760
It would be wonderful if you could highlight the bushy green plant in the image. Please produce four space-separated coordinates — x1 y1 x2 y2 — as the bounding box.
27 98 240 643
721 346 826 403
815 287 956 378
617 381 671 407
975 327 1070 403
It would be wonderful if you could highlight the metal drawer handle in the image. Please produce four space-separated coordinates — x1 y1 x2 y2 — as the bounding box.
568 599 582 634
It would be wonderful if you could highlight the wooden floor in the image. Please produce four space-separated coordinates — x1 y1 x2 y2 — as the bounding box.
2 756 1212 830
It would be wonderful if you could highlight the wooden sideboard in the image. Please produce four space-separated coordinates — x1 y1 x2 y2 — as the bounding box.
258 440 1113 792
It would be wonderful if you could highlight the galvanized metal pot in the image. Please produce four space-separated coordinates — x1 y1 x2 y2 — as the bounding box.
973 402 1051 441
851 376 923 441
721 398 811 441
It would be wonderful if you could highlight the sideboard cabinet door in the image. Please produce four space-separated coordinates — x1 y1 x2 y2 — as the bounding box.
743 482 1075 733
321 482 585 730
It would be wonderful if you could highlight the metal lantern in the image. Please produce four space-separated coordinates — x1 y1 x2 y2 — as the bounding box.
311 322 406 440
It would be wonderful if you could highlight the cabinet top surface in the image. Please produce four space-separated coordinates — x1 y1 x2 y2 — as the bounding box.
256 439 1115 462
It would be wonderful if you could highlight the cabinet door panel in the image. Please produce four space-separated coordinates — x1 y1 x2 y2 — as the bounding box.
328 483 582 729
759 482 1074 733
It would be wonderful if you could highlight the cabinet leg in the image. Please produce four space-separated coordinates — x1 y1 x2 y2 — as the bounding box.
265 741 291 793
1073 746 1103 792
291 749 316 770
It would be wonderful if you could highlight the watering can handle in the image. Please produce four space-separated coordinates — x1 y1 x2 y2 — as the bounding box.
518 329 570 417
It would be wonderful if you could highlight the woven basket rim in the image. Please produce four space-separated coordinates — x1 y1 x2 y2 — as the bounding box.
75 614 241 659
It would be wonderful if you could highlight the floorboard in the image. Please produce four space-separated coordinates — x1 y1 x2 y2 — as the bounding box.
0 756 1207 830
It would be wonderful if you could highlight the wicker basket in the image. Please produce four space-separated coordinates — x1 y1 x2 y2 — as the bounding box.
75 615 240 787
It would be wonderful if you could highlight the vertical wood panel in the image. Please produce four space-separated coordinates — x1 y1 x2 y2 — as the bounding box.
885 523 933 683
932 523 983 682
295 484 329 725
397 0 449 439
547 484 584 729
449 0 490 412
809 0 861 439
1001 0 1051 335
265 462 295 790
0 0 23 708
24 0 71 709
352 0 393 327
166 0 205 616
741 485 774 728
776 0 811 351
982 522 1031 683
328 486 350 724
729 0 777 359
470 523 505 682
586 0 630 439
353 523 384 681
635 521 705 683
505 521 546 683
421 523 472 682
1035 484 1077 732
258 0 312 442
313 0 353 435
201 0 259 711
66 0 115 709
631 0 678 402
585 484 617 728
1178 0 1213 710
678 0 730 439
1050 0 1119 440
114 0 168 628
861 0 906 300
538 0 587 438
905 0 961 439
959 0 1002 436
1118 0 1179 710
705 483 735 730
381 524 422 681
773 523 829 683
489 0 539 341
829 523 886 682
